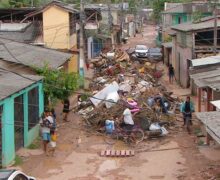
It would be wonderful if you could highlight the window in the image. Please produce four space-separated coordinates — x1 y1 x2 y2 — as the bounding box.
28 87 39 130
14 174 28 180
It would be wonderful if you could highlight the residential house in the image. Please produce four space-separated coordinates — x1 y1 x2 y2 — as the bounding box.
85 3 129 55
24 1 102 65
195 98 220 145
0 37 77 73
124 14 136 38
0 7 41 43
0 36 78 166
0 69 43 167
24 0 79 50
189 55 220 93
196 111 220 145
161 2 212 43
170 16 220 88
160 2 212 61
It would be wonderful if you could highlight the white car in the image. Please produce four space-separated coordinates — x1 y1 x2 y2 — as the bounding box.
0 169 35 180
134 45 149 58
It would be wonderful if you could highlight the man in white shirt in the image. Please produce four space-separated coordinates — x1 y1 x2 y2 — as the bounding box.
40 109 54 155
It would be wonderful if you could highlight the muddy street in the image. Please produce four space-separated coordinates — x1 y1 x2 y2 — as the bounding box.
16 24 220 180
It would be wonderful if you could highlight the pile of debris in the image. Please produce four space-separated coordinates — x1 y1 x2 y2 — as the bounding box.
77 49 181 140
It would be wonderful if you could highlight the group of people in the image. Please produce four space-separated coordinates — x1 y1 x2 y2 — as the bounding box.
39 109 57 156
40 98 70 156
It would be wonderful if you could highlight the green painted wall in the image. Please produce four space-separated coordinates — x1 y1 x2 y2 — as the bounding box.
1 98 15 167
172 13 212 26
0 81 44 167
172 13 188 25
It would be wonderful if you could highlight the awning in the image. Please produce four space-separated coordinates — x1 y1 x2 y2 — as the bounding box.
190 55 220 67
196 111 220 144
190 69 220 88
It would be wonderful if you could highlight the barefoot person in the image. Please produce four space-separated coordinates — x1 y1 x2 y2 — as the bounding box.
40 109 53 155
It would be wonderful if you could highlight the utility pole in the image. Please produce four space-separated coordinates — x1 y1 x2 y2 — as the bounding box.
79 0 85 86
108 2 115 50
214 0 218 55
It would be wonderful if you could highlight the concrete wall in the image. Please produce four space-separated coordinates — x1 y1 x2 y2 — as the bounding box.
68 55 78 73
172 36 177 69
175 45 192 87
0 82 44 167
43 6 70 49
128 22 135 37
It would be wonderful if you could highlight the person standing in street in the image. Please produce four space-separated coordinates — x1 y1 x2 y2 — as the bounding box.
40 109 54 156
181 96 194 126
62 98 70 122
168 64 175 84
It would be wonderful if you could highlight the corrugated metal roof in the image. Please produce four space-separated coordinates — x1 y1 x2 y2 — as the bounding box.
191 56 220 67
190 69 220 88
0 38 72 69
171 18 220 32
0 69 42 101
211 100 220 109
196 111 220 144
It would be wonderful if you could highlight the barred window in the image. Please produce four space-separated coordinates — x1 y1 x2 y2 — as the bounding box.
28 87 39 130
14 95 24 150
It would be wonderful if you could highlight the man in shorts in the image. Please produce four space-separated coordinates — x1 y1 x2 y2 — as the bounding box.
40 109 53 155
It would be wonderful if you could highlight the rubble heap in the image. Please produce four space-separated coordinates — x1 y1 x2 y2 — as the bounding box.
77 49 181 138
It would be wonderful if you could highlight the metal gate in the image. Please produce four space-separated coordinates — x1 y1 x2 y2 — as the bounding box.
0 105 3 167
14 95 24 151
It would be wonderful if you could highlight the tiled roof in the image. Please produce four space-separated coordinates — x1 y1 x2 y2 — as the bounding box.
0 37 72 69
0 69 42 101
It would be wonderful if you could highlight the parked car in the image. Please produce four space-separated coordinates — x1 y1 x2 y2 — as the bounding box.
148 48 162 61
134 45 149 58
0 169 36 180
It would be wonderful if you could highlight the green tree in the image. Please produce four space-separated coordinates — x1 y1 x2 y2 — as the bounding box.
35 65 80 106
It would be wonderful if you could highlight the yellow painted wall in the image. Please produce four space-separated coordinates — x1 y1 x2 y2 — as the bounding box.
68 54 78 73
43 5 70 49
70 33 77 49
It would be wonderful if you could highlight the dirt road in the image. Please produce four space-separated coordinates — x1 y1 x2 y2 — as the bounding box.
18 24 220 180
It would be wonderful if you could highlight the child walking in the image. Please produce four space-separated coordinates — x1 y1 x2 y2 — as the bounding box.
49 131 57 156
